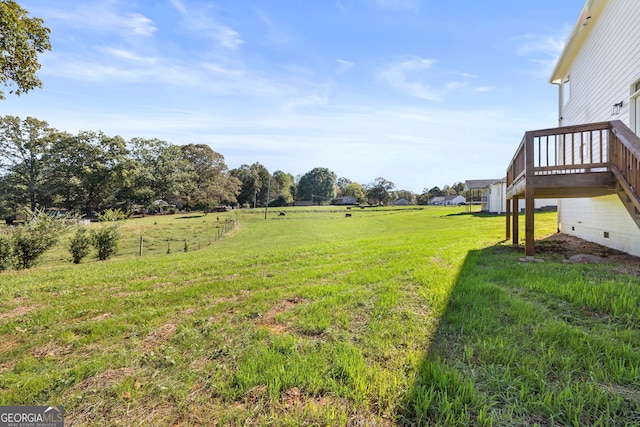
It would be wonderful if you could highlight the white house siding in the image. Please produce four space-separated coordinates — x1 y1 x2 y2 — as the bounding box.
557 0 640 256
559 195 640 256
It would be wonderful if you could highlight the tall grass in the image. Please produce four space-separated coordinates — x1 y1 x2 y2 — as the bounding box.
1 207 638 426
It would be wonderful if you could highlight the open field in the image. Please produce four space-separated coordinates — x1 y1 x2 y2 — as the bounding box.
1 207 639 426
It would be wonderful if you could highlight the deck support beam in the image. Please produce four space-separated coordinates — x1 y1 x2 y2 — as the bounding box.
524 132 535 258
505 197 511 240
512 196 519 245
525 188 535 257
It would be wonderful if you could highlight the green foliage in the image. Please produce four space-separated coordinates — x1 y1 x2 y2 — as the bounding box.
88 208 125 260
69 227 91 264
296 167 337 203
10 209 68 269
98 208 128 222
0 0 51 99
366 177 395 205
0 116 52 211
90 224 120 260
0 232 12 270
340 182 366 202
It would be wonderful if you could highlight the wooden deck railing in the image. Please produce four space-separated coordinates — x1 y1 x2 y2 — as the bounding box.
610 120 640 197
506 121 613 188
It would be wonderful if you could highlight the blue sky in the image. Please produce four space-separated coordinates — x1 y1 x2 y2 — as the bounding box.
4 0 585 193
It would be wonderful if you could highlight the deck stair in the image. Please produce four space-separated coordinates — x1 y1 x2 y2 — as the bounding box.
505 120 640 257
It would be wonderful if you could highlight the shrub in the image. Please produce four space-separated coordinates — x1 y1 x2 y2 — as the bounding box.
89 209 126 261
69 227 91 264
98 208 128 222
11 209 69 269
91 224 120 261
0 233 12 271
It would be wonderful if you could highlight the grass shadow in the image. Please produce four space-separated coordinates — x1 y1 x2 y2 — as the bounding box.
398 242 640 426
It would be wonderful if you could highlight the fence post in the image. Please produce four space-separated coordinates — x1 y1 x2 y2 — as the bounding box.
139 236 144 256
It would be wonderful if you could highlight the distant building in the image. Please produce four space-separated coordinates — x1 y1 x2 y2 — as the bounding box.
393 198 411 206
444 195 466 206
331 196 357 205
429 196 445 205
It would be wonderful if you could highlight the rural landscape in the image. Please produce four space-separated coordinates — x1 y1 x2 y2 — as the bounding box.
1 207 640 425
2 0 640 425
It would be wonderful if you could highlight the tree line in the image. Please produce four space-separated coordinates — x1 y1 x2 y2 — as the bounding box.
0 115 469 218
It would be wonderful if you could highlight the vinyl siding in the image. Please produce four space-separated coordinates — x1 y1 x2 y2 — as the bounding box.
557 0 640 256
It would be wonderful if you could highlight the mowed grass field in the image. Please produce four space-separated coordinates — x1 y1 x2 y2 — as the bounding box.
1 207 639 426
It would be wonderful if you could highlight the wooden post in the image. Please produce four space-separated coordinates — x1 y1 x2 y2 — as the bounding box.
512 195 519 245
506 198 511 240
525 132 535 258
139 236 144 256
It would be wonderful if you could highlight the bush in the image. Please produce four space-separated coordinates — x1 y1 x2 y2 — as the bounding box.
11 209 69 269
88 209 125 261
0 233 12 271
69 227 91 264
91 224 120 260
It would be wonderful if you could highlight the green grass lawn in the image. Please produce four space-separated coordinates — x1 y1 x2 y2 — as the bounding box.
1 207 639 426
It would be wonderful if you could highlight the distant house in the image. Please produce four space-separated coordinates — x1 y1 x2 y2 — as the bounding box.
393 198 411 206
484 178 557 214
464 179 498 207
429 196 445 205
331 196 357 205
444 195 466 206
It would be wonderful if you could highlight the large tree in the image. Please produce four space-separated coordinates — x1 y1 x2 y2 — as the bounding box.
340 182 366 203
129 138 197 208
270 170 295 206
45 131 130 211
231 162 269 207
296 167 336 203
180 143 241 209
0 115 52 211
0 1 51 99
366 177 395 205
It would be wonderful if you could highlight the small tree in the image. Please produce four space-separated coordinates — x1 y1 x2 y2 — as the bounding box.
69 227 91 264
90 209 124 260
11 209 68 269
0 232 12 271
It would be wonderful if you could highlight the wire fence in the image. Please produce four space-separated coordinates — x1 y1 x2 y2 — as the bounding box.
115 218 237 258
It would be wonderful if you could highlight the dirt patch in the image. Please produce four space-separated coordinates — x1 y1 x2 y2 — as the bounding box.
0 305 39 321
139 322 178 352
31 341 73 359
89 313 112 322
65 367 135 398
0 337 19 356
534 234 640 266
257 297 304 334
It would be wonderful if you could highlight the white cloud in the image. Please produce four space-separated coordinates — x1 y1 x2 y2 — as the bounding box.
102 47 156 64
336 59 354 74
514 25 572 78
475 86 494 93
172 4 244 50
168 0 187 14
46 2 157 37
379 56 466 101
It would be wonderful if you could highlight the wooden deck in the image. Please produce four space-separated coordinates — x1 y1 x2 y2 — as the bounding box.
505 120 640 257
